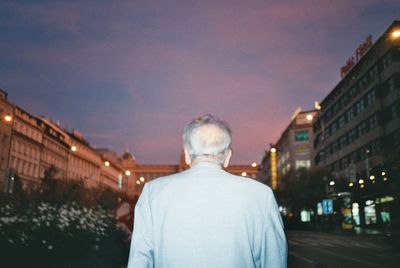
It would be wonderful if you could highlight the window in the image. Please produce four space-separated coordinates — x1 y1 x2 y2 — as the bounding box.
371 140 381 154
382 52 392 71
356 99 365 114
333 103 340 114
369 65 378 78
390 104 398 119
348 129 357 143
339 116 345 128
340 96 346 107
359 75 368 90
326 109 332 119
367 90 376 105
339 136 347 148
349 86 357 97
330 122 337 134
295 145 310 155
295 131 309 141
369 114 378 129
295 160 311 169
358 122 367 136
388 78 395 92
347 108 354 121
332 142 339 153
350 152 357 162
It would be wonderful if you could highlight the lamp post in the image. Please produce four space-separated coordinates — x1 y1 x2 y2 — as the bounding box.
270 147 277 190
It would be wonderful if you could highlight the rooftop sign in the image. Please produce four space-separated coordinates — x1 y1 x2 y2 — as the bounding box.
340 35 373 78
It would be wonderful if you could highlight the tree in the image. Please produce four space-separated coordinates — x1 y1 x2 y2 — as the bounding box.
275 167 327 213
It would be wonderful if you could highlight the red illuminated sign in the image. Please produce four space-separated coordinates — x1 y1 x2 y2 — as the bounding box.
340 35 373 78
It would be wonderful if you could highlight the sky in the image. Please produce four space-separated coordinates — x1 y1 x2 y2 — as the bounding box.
1 0 399 164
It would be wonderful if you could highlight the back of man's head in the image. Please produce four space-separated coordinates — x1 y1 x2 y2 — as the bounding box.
183 114 232 165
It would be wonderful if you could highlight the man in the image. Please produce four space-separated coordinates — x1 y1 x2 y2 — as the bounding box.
127 114 287 268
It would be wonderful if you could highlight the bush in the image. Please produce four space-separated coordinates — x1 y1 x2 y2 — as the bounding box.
0 178 131 268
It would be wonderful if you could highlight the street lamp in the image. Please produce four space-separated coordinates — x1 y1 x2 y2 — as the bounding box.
125 170 131 176
3 114 12 123
104 161 110 167
70 145 77 152
270 147 277 190
391 30 400 39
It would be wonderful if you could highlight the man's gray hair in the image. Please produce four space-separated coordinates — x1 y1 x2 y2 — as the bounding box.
183 114 232 164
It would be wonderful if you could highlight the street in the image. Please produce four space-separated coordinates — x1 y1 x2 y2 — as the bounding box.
287 231 400 268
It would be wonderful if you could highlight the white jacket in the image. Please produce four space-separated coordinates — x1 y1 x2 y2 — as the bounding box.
127 161 287 268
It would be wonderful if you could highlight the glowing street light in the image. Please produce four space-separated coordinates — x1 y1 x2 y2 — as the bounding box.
329 181 335 186
139 177 145 182
349 182 354 187
71 145 77 152
241 172 247 177
270 147 277 190
358 179 365 184
136 180 140 184
125 170 131 176
369 175 375 180
306 114 313 121
251 162 257 168
104 161 110 167
3 114 13 122
392 30 400 39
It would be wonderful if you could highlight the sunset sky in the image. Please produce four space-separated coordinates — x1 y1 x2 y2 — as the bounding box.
1 0 399 164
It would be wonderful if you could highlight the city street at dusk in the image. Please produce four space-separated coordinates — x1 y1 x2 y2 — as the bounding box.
1 0 400 267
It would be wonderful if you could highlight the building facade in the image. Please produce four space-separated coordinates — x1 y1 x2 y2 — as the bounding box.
120 151 260 196
259 109 318 189
0 90 13 187
1 90 260 197
1 92 124 194
313 21 400 227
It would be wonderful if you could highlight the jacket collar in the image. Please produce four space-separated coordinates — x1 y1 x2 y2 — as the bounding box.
191 161 223 170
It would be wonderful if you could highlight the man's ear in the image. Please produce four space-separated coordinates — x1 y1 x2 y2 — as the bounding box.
223 149 232 168
184 148 192 166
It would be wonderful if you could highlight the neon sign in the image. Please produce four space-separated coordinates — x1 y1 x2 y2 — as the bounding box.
340 35 373 78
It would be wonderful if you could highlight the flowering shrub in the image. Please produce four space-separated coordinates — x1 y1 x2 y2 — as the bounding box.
0 178 131 268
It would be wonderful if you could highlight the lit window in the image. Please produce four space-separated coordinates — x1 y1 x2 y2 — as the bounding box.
295 131 309 141
295 160 311 169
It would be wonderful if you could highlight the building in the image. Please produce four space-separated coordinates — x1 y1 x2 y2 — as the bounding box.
0 90 14 187
121 151 260 196
259 108 318 189
9 106 43 186
1 91 124 193
1 90 260 197
313 21 400 227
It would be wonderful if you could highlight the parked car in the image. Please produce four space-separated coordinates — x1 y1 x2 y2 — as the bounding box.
384 218 400 250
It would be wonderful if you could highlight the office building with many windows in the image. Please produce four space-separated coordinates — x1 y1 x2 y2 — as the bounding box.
259 109 318 189
313 21 400 227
